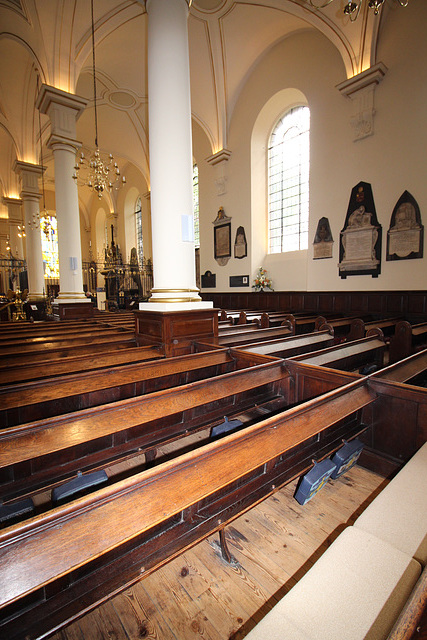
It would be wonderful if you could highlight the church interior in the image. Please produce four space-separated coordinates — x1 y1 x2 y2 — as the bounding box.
1 0 427 638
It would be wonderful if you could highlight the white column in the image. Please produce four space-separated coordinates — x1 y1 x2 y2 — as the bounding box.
142 0 211 310
37 85 90 306
3 197 24 261
12 164 46 300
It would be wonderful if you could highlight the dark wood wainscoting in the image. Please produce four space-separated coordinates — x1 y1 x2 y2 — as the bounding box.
202 290 427 321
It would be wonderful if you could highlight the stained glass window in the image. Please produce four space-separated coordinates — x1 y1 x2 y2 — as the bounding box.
40 215 59 278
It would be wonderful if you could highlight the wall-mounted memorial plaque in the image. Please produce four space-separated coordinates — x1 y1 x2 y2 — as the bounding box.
213 206 232 266
234 226 247 259
201 270 216 288
338 181 382 278
387 191 423 261
230 275 249 287
313 217 333 259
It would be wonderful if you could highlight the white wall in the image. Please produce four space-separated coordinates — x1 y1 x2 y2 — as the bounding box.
196 1 427 294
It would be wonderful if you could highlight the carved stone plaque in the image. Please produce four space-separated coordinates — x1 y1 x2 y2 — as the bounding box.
338 182 381 278
213 207 232 266
313 217 333 259
387 191 423 261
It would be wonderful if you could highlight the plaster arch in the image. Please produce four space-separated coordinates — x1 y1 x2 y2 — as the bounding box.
0 124 20 198
250 87 309 290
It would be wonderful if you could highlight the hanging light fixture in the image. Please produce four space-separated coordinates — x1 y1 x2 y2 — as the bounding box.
73 0 125 199
309 0 408 22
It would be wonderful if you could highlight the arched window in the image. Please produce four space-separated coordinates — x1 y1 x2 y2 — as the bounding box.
268 105 310 253
40 215 59 278
134 196 143 265
193 164 200 248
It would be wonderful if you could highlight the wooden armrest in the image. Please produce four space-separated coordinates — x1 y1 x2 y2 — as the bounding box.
387 565 427 640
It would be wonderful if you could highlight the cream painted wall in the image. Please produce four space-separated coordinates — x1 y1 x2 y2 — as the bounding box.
306 0 427 292
196 1 427 294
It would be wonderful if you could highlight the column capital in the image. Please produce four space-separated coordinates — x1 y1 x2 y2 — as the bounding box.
46 133 82 153
37 84 87 143
13 161 44 199
2 197 23 221
206 149 232 166
3 196 23 227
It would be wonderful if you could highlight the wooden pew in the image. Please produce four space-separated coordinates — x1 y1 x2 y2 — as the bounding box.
218 321 267 334
233 328 335 359
0 319 98 338
388 320 427 364
0 332 137 366
219 309 247 324
348 316 402 342
357 353 427 477
211 323 294 347
0 349 272 427
256 311 299 328
0 376 376 640
0 344 163 386
282 313 344 335
288 329 386 374
0 324 132 346
372 348 427 386
314 315 360 342
0 353 293 501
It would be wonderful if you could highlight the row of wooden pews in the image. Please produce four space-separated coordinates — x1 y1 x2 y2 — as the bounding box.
221 307 427 365
2 348 427 638
0 368 379 639
1 309 427 638
0 348 279 427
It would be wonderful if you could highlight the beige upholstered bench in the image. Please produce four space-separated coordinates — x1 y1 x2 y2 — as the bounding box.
354 442 427 565
245 443 427 640
244 526 421 640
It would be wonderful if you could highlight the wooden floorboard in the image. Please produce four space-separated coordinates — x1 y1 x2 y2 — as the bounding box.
48 464 389 640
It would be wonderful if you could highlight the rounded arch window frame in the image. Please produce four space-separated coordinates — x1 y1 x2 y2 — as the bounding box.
268 103 310 254
250 88 309 270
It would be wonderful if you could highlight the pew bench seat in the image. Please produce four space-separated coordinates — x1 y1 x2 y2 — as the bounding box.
354 441 427 565
245 526 421 640
245 442 427 639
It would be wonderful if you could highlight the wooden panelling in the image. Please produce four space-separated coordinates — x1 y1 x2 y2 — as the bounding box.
202 291 427 321
135 308 218 356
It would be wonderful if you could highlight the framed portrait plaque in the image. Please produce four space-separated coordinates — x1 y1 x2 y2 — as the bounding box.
213 207 232 266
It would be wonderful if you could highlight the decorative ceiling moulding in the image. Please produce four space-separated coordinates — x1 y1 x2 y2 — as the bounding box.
192 0 227 12
107 90 138 111
336 62 387 141
0 0 27 20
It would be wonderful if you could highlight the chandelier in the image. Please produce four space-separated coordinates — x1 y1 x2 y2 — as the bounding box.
309 0 408 22
73 0 125 199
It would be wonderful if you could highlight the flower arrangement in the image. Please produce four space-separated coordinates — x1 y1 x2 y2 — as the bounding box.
252 267 274 292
